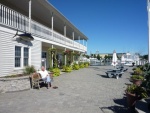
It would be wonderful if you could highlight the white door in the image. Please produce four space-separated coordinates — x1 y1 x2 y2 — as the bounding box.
41 51 47 68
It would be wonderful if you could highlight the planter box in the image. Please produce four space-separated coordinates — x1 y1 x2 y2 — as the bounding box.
0 76 30 93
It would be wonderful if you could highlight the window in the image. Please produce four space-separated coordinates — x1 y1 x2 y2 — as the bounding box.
24 47 29 66
15 46 21 67
42 52 47 58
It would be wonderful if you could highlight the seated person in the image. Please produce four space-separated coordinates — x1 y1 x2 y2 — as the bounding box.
38 66 52 89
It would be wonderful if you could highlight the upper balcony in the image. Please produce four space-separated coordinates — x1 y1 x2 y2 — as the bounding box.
0 2 87 52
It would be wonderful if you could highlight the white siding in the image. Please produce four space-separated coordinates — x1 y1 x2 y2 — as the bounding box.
0 31 2 76
0 28 35 77
0 30 15 77
31 40 41 71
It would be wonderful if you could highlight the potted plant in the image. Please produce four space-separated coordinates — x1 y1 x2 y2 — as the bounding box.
63 50 70 55
126 84 148 110
133 67 143 75
72 63 80 70
130 75 144 86
49 68 60 77
62 65 72 72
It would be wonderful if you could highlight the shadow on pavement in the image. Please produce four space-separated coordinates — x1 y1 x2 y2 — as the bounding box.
97 74 108 78
135 98 150 113
100 106 139 113
113 97 127 107
100 97 139 113
100 106 129 113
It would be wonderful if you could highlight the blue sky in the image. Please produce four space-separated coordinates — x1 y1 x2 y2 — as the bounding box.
48 0 148 55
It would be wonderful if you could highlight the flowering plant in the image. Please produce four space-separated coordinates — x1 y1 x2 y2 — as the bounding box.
63 50 70 55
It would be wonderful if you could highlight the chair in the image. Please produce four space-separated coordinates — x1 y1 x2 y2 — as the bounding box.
31 73 44 89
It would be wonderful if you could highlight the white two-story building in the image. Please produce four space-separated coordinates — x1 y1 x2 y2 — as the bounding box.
0 0 88 77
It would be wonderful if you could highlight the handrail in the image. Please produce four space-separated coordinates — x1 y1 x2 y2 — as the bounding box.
0 3 87 51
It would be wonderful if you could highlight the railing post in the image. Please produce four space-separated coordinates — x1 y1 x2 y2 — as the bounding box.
64 23 66 45
83 39 84 50
72 31 74 47
51 12 54 41
78 36 80 49
29 0 31 33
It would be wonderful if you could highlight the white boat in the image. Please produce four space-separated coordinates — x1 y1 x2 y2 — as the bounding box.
89 58 101 66
124 61 133 66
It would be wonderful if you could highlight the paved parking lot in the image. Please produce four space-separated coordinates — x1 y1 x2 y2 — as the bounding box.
0 66 135 113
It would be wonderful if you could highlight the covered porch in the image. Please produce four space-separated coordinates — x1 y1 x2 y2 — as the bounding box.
41 42 81 69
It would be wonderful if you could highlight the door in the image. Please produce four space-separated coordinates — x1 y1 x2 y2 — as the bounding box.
41 51 47 68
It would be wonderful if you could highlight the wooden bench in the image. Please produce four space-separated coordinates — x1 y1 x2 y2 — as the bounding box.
30 73 45 89
30 72 53 89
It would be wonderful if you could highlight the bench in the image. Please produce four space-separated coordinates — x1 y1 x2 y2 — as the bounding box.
30 73 45 89
30 72 53 89
106 69 124 79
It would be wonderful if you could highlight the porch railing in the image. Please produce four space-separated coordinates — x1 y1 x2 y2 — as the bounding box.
0 3 87 51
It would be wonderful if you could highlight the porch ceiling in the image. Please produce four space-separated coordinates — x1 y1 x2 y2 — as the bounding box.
1 0 88 40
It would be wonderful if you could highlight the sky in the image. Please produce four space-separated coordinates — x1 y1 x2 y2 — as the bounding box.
48 0 148 55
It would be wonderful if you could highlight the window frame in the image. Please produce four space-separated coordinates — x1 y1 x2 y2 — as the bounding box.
24 47 29 66
15 46 21 67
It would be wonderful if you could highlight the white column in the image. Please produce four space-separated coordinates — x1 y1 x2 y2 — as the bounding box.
78 36 80 49
147 0 150 62
83 39 84 50
52 45 54 67
51 13 54 41
73 50 74 62
29 0 31 33
72 31 74 47
86 40 87 52
64 24 66 45
64 24 66 37
65 48 66 65
86 40 87 47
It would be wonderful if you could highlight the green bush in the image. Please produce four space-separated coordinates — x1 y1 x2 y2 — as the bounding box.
126 84 148 98
134 67 143 75
79 62 84 68
84 62 89 68
24 65 35 74
50 68 60 77
63 65 72 72
131 75 144 80
72 63 79 70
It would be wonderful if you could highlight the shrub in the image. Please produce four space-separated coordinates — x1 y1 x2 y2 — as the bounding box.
72 63 79 70
126 84 148 98
131 75 144 80
50 68 60 77
134 67 143 75
63 65 72 72
79 62 84 68
84 62 89 68
24 65 35 74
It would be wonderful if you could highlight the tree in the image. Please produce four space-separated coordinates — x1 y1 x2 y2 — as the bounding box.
104 55 108 60
97 54 101 60
142 55 148 60
85 55 90 59
94 54 96 58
